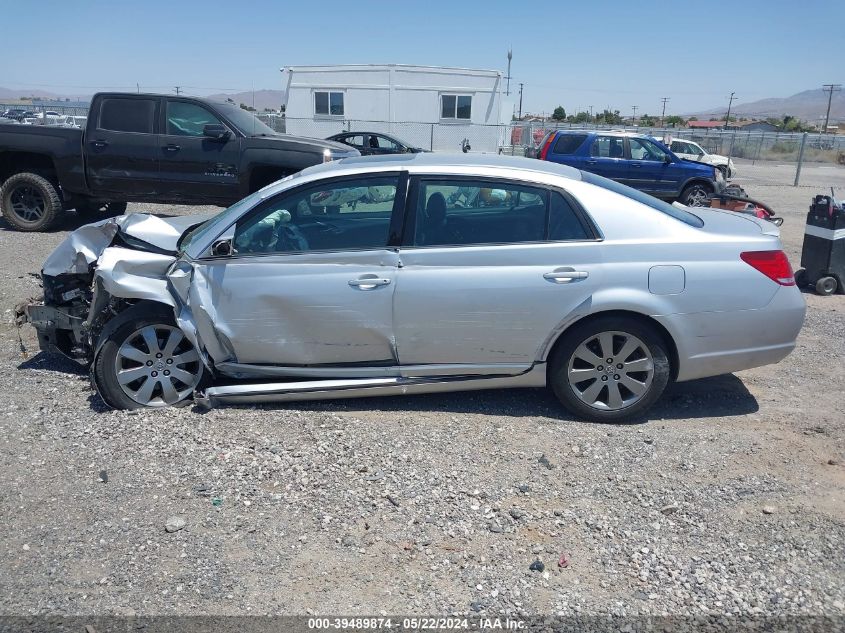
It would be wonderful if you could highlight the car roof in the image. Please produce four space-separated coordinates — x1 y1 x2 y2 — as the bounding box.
556 129 654 140
307 152 583 181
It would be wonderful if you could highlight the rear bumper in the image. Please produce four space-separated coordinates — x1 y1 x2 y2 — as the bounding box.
656 285 806 382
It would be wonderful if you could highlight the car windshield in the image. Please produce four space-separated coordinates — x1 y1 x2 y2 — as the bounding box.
580 171 704 227
212 101 277 137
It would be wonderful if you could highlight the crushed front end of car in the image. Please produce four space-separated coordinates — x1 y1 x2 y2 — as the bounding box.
15 214 209 364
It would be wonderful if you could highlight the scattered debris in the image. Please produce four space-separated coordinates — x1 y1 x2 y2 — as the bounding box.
529 559 545 572
660 504 679 515
538 454 554 470
165 516 186 533
558 553 570 568
762 506 776 515
98 470 108 483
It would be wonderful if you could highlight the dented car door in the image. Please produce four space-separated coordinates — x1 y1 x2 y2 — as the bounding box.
186 174 403 371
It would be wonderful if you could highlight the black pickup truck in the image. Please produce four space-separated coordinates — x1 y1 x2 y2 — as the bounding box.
0 92 358 231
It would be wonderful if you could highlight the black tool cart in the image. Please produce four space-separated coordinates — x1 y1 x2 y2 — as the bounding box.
796 194 845 295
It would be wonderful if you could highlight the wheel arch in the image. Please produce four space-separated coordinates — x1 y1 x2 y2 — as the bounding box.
91 300 176 367
543 309 680 382
0 151 59 184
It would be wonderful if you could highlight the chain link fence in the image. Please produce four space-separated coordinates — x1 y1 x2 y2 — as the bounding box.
4 102 843 186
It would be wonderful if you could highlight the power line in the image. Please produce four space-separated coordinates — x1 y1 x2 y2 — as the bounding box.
631 105 638 123
518 83 524 119
174 86 182 95
822 84 842 133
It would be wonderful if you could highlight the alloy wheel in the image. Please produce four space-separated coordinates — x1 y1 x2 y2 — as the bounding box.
567 330 655 411
113 324 201 407
9 184 46 223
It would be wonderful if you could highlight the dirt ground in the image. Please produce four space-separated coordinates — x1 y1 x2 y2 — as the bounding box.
0 161 843 625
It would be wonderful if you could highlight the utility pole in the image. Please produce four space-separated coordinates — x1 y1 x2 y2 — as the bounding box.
174 86 182 95
136 83 140 94
724 92 736 130
518 83 524 119
631 105 638 124
588 105 593 121
660 97 670 127
822 84 841 134
505 49 512 97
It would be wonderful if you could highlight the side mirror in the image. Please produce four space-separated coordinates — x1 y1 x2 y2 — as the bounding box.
664 154 673 163
204 124 231 141
211 238 233 257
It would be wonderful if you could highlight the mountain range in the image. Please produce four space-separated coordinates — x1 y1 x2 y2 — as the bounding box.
691 88 845 122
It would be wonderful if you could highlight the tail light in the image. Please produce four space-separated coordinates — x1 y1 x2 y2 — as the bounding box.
740 250 795 286
538 133 555 160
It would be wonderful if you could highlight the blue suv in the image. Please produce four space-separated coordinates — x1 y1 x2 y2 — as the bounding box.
535 130 722 206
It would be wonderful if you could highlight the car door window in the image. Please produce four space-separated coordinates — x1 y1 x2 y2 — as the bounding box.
167 101 225 137
342 134 365 147
549 192 590 241
374 135 399 150
98 98 157 133
630 138 667 161
413 180 547 247
233 176 399 255
590 136 624 158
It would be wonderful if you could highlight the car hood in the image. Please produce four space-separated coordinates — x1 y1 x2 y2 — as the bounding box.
247 133 359 156
677 158 716 173
42 212 213 277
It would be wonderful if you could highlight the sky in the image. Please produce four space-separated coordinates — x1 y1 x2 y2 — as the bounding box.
1 0 842 116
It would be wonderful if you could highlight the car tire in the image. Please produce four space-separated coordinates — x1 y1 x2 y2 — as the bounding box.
793 268 808 288
679 182 713 207
93 303 205 410
75 201 127 218
815 276 838 296
0 172 63 231
549 316 671 423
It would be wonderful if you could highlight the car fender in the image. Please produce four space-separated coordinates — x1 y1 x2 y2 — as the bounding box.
92 247 177 307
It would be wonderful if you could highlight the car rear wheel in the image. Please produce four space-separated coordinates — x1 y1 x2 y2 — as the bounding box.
680 182 713 207
94 304 204 409
1 172 62 231
549 316 671 423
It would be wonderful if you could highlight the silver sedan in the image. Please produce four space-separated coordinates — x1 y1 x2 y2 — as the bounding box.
22 154 805 422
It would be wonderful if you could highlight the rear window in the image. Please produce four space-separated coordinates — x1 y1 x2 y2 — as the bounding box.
552 133 587 155
99 98 156 134
580 171 704 227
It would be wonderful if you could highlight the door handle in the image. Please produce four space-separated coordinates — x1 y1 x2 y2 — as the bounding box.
348 275 391 289
90 139 108 149
163 144 181 152
544 268 589 283
631 162 642 168
586 159 597 165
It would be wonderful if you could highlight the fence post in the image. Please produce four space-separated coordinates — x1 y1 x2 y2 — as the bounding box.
793 132 808 187
430 124 434 151
727 131 736 168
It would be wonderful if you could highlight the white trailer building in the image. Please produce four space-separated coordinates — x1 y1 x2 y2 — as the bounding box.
282 64 505 152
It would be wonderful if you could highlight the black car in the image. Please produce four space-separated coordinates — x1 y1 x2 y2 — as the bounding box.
327 131 427 155
1 109 35 121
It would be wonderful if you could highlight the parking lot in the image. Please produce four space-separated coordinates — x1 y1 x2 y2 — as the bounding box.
0 161 843 619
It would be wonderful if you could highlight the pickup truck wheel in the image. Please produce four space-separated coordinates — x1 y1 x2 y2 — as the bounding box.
75 201 127 218
1 172 62 231
94 304 204 410
679 182 713 207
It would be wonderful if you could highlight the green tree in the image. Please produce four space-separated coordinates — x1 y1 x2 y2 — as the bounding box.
551 106 566 121
574 111 590 123
639 114 656 126
665 115 685 128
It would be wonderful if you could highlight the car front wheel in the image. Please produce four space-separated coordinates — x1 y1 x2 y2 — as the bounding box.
94 304 204 409
549 316 671 423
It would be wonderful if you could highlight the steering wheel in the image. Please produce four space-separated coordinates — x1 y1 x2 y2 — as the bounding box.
275 224 309 252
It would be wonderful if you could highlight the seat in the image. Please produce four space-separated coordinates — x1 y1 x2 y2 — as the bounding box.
420 192 461 246
369 135 379 149
610 142 624 158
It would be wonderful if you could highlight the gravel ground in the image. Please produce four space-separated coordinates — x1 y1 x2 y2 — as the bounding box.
0 162 843 624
